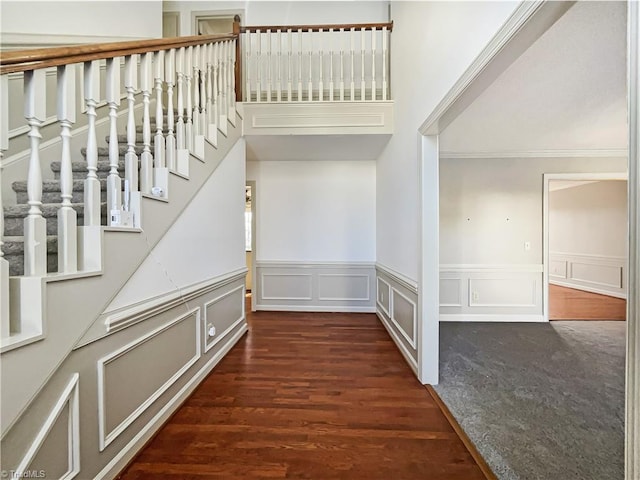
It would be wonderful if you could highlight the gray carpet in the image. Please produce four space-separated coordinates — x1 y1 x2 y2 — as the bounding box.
434 321 626 480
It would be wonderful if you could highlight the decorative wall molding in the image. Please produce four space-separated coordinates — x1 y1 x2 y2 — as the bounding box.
94 324 248 480
97 308 201 451
375 265 418 372
439 149 628 159
15 373 80 480
203 285 246 353
78 268 247 346
375 262 418 293
440 264 543 320
243 102 394 136
255 262 376 312
549 252 627 299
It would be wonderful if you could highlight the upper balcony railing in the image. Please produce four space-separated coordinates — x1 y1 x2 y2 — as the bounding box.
237 20 394 103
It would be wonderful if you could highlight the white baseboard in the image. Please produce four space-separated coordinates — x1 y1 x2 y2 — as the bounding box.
94 324 248 480
254 304 376 313
440 314 546 322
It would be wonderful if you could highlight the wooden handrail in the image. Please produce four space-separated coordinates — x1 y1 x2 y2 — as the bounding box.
0 33 237 75
240 21 393 34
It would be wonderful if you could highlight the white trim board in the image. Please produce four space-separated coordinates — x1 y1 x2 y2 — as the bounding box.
440 314 545 322
439 149 628 159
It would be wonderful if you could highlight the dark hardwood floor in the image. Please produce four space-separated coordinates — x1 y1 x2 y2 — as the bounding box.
549 285 626 321
119 302 490 479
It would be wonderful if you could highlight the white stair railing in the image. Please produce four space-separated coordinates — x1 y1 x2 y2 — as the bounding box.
139 52 154 195
106 57 123 226
83 61 102 228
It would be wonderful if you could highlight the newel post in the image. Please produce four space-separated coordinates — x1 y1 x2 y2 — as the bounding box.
234 15 243 102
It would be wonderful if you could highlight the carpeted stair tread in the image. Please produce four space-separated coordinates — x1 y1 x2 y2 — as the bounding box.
81 145 145 157
3 236 59 276
12 179 107 204
51 161 125 179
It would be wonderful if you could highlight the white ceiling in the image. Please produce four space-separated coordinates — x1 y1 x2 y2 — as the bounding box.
245 135 391 162
440 1 628 155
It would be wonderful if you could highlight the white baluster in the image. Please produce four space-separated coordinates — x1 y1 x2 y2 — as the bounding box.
192 45 201 139
318 29 324 102
1 75 10 336
219 41 228 132
297 29 303 101
329 29 334 101
266 30 272 102
308 29 313 101
205 43 216 145
154 50 165 169
245 32 251 102
340 28 345 101
229 39 237 124
212 42 219 135
106 57 122 226
200 44 208 135
287 29 293 101
23 70 47 276
176 48 185 151
124 55 139 195
371 27 377 101
83 61 101 227
165 49 177 170
185 46 194 151
382 26 388 101
256 30 262 102
140 52 154 194
276 30 282 102
56 64 78 273
350 28 355 101
361 28 366 101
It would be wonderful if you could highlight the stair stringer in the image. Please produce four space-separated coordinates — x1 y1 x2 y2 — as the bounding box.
0 117 242 436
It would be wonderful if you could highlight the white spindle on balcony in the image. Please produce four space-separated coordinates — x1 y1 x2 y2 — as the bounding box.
154 50 165 169
245 32 251 102
124 55 139 195
185 46 194 151
382 26 388 101
287 29 293 101
266 30 272 102
350 28 355 101
83 61 101 228
329 29 334 101
56 64 78 273
276 30 282 102
340 28 345 101
308 29 313 101
140 52 153 194
371 27 377 100
229 39 237 125
318 29 324 102
106 57 123 225
298 29 303 101
165 49 177 171
1 74 9 336
360 28 366 101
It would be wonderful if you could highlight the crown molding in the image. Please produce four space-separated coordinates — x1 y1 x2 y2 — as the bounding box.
440 148 628 159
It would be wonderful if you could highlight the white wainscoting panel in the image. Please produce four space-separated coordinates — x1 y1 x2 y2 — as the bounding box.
375 264 418 373
256 262 376 312
243 102 394 136
97 308 201 451
440 265 544 322
549 252 627 299
204 285 245 353
16 373 80 480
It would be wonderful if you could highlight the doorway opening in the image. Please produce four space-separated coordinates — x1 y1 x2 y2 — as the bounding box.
245 182 256 312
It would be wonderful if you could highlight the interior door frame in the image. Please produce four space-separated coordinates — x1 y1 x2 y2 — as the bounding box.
542 172 628 322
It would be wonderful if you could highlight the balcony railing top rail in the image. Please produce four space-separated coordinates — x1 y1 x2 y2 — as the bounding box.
240 21 394 33
0 33 237 74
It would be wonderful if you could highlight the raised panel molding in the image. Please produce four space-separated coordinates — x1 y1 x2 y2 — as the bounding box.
439 264 543 320
15 374 80 480
243 102 394 135
97 308 201 451
203 285 245 353
374 264 418 373
549 252 627 299
256 262 376 312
